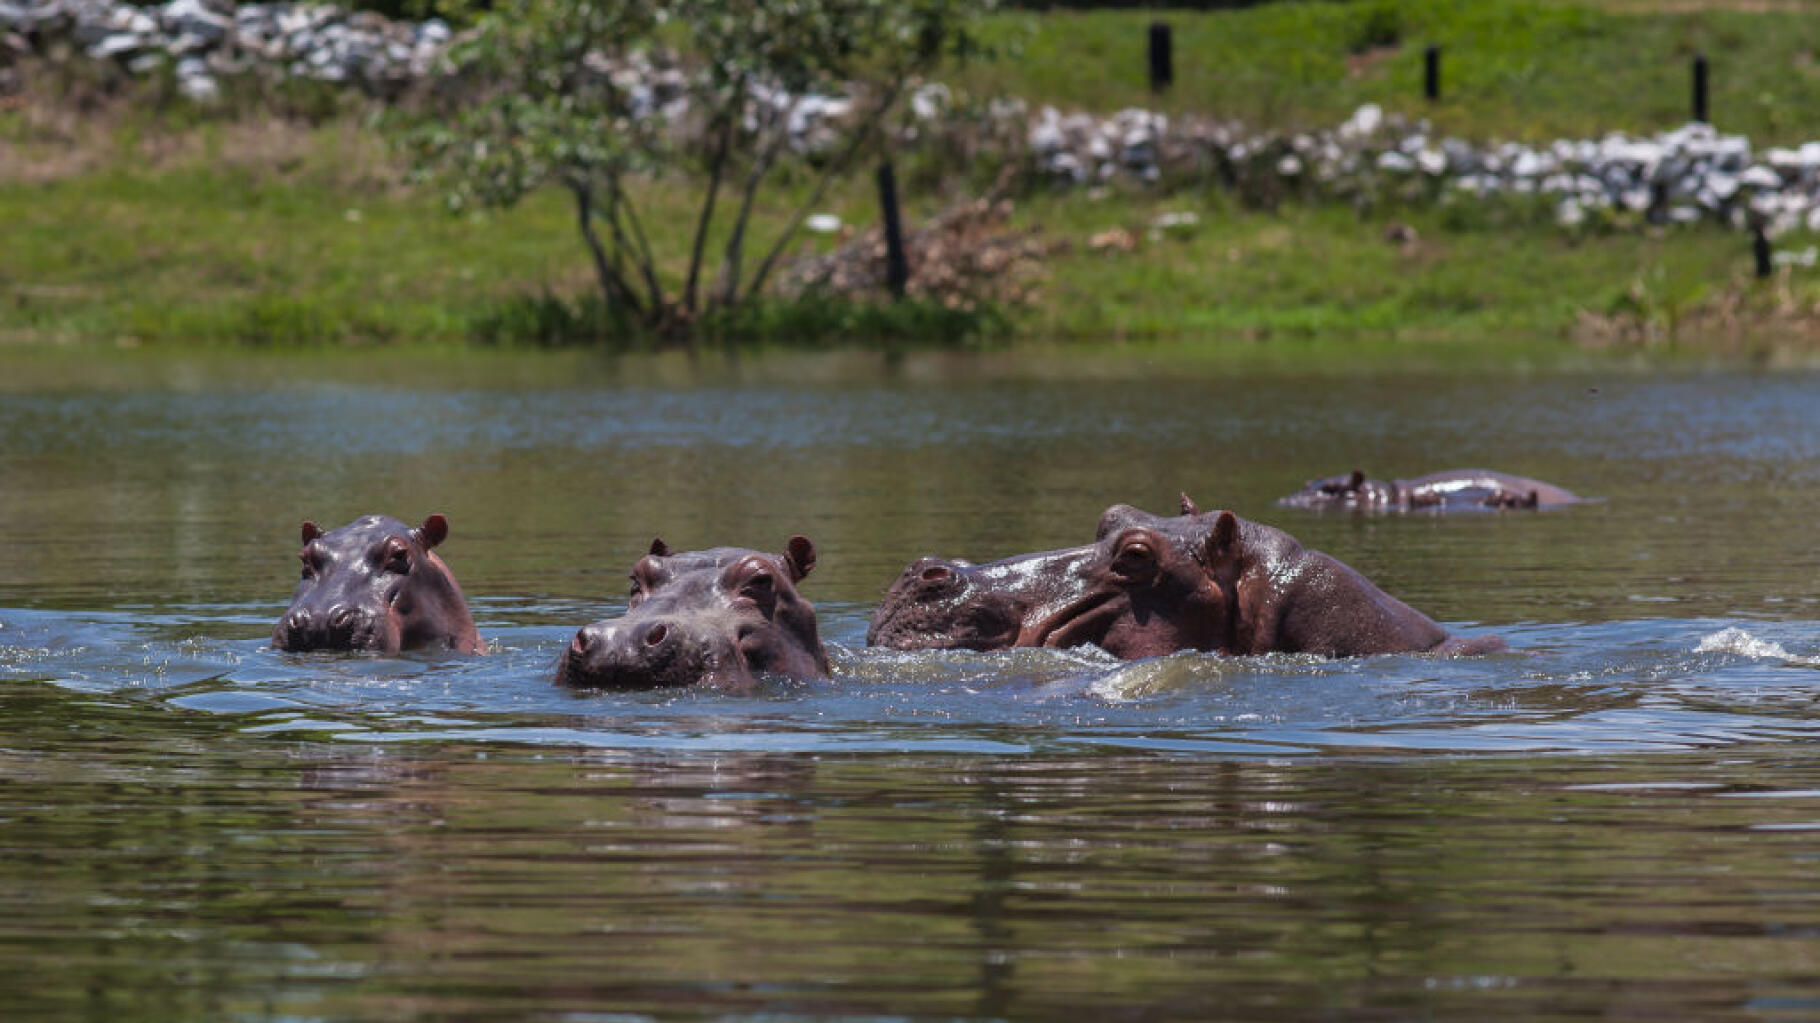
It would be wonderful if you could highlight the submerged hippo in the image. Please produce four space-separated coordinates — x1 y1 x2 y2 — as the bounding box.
558 536 829 690
1277 468 1581 512
868 495 1504 659
274 514 484 654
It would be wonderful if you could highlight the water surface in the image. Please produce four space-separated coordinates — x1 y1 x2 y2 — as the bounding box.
2 346 1818 1019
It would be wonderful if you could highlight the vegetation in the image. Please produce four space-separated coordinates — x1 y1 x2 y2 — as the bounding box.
400 0 993 339
4 0 1820 353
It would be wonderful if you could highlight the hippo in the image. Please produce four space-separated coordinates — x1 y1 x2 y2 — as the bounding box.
558 536 829 690
274 514 484 654
868 495 1504 659
1277 468 1581 512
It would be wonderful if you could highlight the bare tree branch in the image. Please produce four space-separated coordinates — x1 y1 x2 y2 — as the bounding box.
570 179 644 314
740 78 908 306
682 108 737 315
713 93 803 308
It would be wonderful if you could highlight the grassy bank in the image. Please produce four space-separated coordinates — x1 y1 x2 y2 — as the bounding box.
4 0 1820 352
960 0 1820 145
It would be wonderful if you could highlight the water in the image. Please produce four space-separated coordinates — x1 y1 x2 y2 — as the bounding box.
3 346 1820 1019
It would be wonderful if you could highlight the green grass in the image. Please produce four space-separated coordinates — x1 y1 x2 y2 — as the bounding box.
960 0 1820 144
1017 190 1781 341
6 0 1820 353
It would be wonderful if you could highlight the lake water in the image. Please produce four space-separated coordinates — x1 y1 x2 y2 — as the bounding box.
3 345 1819 1020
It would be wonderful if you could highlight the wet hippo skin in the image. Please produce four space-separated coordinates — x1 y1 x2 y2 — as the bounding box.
274 514 484 654
1277 468 1582 512
558 536 829 690
869 495 1504 659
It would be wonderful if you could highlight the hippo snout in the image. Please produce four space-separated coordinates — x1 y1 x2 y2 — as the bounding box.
559 619 713 690
275 604 381 651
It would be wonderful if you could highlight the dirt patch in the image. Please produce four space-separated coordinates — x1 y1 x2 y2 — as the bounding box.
1346 45 1402 80
0 59 402 188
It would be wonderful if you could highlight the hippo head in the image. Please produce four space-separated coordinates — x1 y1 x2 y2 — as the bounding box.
558 536 829 691
274 514 481 654
1276 469 1397 510
868 495 1243 659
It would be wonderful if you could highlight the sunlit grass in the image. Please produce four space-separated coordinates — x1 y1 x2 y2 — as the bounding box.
5 0 1820 350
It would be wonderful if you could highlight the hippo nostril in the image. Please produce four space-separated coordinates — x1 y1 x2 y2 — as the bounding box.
569 630 594 658
644 623 668 647
329 606 357 631
920 565 952 583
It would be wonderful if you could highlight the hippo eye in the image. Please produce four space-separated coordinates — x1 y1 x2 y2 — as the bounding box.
740 570 775 600
380 538 411 575
1112 540 1158 580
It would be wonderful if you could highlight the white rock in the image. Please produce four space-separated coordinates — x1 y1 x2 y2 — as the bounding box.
1339 103 1382 141
1739 165 1783 190
1377 150 1414 173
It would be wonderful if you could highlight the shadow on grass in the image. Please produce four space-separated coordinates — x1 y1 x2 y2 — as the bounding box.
466 290 1010 350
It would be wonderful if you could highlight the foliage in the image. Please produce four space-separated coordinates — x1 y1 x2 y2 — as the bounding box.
399 0 995 341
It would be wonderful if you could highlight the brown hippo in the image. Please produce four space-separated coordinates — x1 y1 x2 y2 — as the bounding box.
868 496 1504 659
1277 468 1581 512
558 536 829 690
274 514 484 654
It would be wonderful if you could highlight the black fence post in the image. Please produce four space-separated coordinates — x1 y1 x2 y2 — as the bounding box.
1693 52 1709 124
1753 223 1773 279
877 161 909 300
1424 44 1440 102
1149 21 1172 93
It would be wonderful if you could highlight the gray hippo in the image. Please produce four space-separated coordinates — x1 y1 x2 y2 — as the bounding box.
868 495 1503 659
274 514 484 654
558 536 829 690
1277 468 1581 512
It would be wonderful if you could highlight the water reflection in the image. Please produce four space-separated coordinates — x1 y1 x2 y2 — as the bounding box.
6 729 1820 1018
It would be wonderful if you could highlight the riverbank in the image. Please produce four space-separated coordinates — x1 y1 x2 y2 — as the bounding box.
5 1 1820 354
4 120 1809 355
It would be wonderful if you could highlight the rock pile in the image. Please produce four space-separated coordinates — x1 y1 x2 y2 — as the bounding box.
778 196 1060 310
9 0 1820 239
1 0 450 100
1024 102 1820 237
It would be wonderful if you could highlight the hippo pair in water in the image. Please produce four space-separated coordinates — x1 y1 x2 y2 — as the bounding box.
1279 468 1582 513
272 513 826 690
867 495 1504 659
275 498 1506 688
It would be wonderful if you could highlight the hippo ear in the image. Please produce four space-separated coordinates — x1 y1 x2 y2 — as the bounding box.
1179 492 1201 516
649 537 671 558
1346 470 1366 492
1203 510 1241 564
301 520 323 545
414 514 449 550
783 535 817 582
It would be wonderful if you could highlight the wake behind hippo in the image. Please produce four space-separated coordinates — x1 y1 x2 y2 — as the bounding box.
558 536 829 691
868 495 1504 660
1278 468 1582 512
274 514 484 654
